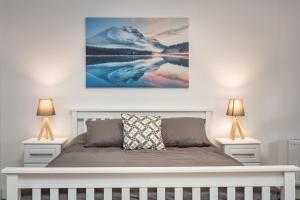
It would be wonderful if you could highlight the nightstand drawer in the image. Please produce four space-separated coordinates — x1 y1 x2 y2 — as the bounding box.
225 146 260 163
24 145 61 163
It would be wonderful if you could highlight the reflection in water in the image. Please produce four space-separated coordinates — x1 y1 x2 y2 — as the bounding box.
86 56 189 88
86 55 154 65
161 56 188 67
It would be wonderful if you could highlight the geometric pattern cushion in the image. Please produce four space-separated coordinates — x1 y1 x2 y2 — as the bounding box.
121 113 165 150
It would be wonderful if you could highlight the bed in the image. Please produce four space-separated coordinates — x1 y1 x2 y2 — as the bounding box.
1 108 299 200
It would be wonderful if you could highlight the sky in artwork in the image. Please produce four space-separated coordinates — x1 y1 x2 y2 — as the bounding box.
86 18 188 46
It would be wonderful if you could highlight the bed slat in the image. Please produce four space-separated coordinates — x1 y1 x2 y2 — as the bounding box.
192 187 201 200
83 119 88 132
121 188 130 200
139 188 147 200
68 188 76 200
86 188 94 200
104 188 112 200
209 187 218 200
174 187 183 200
262 186 270 200
157 187 165 200
227 187 235 200
244 187 253 200
50 189 59 200
32 188 41 200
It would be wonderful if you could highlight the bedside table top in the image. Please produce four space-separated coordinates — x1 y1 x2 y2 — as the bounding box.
23 137 68 145
215 137 261 145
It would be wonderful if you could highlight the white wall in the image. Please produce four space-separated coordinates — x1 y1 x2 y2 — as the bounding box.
0 0 7 197
0 0 300 196
277 0 300 163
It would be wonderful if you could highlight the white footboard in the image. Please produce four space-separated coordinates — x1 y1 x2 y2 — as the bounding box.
1 166 299 200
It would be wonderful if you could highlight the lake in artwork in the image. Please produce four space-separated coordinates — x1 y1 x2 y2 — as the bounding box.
86 18 189 88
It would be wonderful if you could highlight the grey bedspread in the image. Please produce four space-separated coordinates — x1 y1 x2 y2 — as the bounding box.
48 135 240 167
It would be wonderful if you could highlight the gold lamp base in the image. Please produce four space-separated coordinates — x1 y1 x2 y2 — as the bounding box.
229 117 245 140
38 117 54 140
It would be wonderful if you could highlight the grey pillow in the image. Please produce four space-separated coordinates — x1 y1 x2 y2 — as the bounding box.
161 117 211 147
84 119 123 147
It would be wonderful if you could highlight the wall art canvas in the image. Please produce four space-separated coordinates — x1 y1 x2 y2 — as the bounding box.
86 18 189 88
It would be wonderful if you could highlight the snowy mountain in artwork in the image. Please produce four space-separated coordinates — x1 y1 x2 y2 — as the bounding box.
86 26 166 52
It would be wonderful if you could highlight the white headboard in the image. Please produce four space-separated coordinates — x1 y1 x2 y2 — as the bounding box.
70 108 212 139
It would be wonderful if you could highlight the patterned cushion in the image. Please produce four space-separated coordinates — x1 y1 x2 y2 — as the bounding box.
121 113 165 150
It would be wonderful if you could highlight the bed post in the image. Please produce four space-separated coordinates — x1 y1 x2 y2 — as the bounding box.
284 171 295 200
71 110 78 138
205 111 212 135
6 175 18 200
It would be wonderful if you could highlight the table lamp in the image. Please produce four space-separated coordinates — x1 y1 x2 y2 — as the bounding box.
226 98 245 140
37 99 55 140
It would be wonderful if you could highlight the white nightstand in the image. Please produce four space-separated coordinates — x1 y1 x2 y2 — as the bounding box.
23 138 68 167
215 137 261 166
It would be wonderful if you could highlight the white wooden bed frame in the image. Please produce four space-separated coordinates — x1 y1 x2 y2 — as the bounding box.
1 108 299 200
